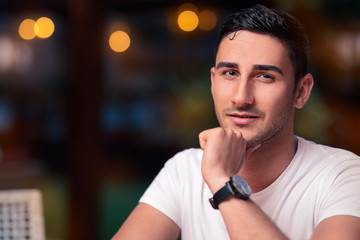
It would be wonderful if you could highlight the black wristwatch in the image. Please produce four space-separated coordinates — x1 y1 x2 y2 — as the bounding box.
209 175 251 209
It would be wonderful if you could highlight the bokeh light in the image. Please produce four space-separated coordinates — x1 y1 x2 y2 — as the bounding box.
34 17 55 39
109 31 131 52
19 19 36 40
198 10 217 31
177 10 199 32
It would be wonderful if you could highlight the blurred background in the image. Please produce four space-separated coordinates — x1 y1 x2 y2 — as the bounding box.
0 0 359 239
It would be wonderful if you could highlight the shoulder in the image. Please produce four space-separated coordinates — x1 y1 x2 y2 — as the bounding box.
296 137 360 194
291 137 360 186
165 148 203 169
297 136 360 163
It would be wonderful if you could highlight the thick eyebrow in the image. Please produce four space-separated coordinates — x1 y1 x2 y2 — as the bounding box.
216 62 239 69
253 64 283 75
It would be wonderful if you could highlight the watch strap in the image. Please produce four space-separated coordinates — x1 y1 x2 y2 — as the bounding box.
209 181 235 209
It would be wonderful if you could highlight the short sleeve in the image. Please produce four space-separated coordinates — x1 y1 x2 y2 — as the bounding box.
317 157 360 223
139 152 186 228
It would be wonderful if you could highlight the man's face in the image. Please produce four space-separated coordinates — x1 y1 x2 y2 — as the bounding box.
211 31 296 147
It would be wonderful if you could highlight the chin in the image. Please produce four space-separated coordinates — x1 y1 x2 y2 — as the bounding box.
243 131 269 147
246 139 260 148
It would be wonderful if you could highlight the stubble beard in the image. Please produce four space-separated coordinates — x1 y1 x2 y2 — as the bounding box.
245 102 293 148
217 96 295 148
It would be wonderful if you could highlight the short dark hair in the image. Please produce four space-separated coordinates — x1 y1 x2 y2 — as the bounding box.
215 4 309 84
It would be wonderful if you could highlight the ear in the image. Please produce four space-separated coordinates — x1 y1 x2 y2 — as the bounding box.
294 73 314 109
210 66 216 96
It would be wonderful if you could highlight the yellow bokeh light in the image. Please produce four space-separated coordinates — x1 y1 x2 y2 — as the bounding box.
34 17 55 39
198 10 217 31
19 19 36 40
109 31 131 53
178 10 199 32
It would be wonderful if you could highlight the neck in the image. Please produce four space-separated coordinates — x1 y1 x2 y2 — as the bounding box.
239 131 298 193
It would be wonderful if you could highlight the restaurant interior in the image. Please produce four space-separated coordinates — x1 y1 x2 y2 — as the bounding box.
0 0 359 239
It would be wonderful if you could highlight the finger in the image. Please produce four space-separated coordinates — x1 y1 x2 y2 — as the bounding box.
199 127 222 150
233 129 243 139
198 131 207 150
199 129 212 150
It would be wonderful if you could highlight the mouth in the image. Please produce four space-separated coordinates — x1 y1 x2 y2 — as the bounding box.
227 112 259 125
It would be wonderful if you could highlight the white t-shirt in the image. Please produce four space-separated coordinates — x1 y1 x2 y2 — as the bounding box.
139 137 360 240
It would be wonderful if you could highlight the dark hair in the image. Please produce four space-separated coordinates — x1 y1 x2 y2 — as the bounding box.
215 4 309 84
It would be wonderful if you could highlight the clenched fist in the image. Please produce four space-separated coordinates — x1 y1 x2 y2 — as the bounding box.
199 127 260 193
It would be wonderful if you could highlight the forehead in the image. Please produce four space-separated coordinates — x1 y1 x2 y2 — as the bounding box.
216 31 293 72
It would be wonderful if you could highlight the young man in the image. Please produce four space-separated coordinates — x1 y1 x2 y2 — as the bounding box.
112 5 360 240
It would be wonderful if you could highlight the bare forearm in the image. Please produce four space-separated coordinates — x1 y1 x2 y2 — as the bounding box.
111 203 180 240
218 197 288 240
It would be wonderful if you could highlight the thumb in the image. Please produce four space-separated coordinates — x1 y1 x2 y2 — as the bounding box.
198 130 208 150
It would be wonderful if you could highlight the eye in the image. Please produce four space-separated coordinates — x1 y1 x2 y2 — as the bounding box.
257 73 275 82
226 70 237 76
220 69 238 80
260 73 273 79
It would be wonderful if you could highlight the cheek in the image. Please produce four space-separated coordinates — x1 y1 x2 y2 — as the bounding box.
255 85 293 113
212 81 230 103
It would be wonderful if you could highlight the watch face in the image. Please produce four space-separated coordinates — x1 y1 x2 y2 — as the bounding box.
231 175 252 198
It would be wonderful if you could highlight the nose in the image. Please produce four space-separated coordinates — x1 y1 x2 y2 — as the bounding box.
231 79 255 107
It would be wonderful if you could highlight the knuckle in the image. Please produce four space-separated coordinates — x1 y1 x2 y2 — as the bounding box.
216 127 226 137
